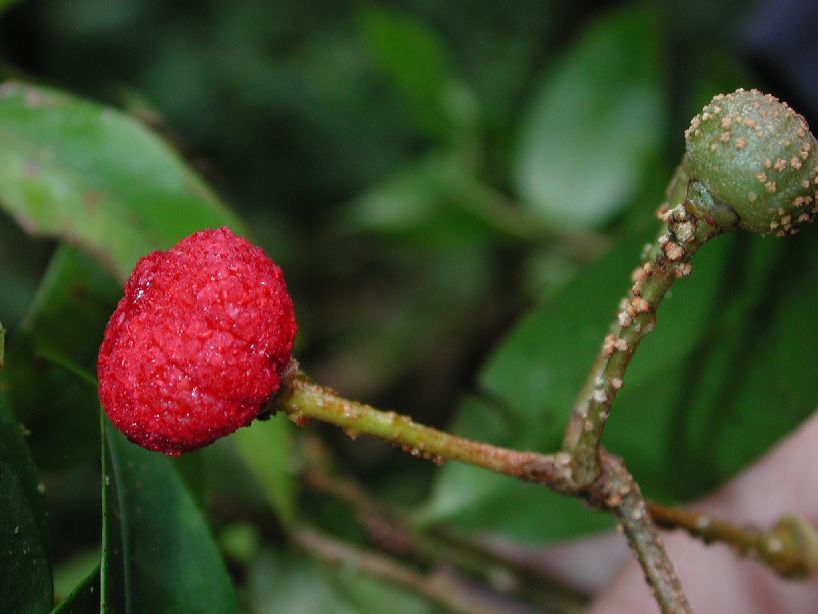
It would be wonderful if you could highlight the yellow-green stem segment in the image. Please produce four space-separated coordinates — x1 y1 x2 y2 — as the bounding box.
273 371 694 613
275 371 574 489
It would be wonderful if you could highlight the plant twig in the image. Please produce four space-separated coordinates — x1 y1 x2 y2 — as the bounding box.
562 199 724 488
299 437 587 612
648 503 818 579
292 527 523 614
591 452 692 614
276 370 575 491
274 371 692 612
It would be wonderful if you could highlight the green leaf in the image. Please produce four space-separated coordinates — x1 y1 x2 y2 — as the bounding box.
449 225 818 543
359 8 465 141
419 397 611 542
481 222 738 451
53 565 100 614
479 222 659 452
513 6 664 228
344 152 548 245
248 550 356 614
2 246 118 469
0 81 243 281
101 417 238 613
23 244 121 371
0 393 52 613
231 414 295 527
247 549 432 614
605 232 818 501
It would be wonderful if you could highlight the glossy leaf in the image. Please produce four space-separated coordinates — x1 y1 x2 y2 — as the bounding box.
0 393 52 613
437 225 818 542
0 81 243 281
605 232 818 501
513 6 664 228
101 418 238 613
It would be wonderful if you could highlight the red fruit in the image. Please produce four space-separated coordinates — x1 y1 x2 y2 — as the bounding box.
97 227 297 455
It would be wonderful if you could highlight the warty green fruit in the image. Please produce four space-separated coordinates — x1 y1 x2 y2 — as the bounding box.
684 89 818 236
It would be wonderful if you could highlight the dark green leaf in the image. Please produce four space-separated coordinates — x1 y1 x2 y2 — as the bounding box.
344 152 548 245
23 244 121 371
359 8 475 142
419 397 611 542
0 393 52 613
52 565 100 614
481 223 738 451
0 81 244 281
605 231 818 501
101 418 238 613
513 6 664 228
451 225 818 542
479 223 659 451
2 246 117 469
231 414 295 527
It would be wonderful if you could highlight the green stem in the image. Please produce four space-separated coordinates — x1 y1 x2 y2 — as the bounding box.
276 371 574 489
562 202 723 487
275 371 692 612
649 503 818 579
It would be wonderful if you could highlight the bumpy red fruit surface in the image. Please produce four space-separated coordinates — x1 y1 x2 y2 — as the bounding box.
98 227 296 455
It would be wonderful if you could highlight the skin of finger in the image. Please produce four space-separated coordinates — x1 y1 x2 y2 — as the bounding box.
588 409 818 613
483 532 631 595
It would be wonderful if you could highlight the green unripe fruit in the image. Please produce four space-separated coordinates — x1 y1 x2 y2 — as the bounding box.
684 89 818 235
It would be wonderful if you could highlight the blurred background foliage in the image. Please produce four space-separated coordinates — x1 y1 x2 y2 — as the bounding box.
1 0 818 612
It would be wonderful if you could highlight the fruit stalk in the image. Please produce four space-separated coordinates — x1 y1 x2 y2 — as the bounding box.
277 370 574 489
275 372 692 614
562 201 723 487
563 89 818 489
